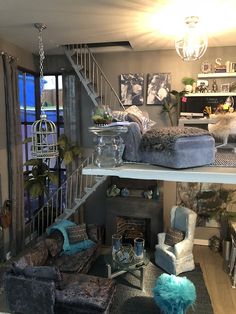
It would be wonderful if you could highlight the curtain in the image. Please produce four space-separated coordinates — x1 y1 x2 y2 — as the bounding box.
1 53 25 255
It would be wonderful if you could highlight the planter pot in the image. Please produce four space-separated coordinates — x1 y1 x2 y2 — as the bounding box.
185 84 193 93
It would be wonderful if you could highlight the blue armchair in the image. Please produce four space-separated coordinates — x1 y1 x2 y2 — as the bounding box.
155 206 197 275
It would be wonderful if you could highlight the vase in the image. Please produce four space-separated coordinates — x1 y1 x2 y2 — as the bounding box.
185 84 193 93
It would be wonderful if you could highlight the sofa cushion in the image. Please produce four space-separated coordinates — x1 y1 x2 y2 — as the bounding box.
164 227 185 246
12 264 62 282
67 224 88 244
55 273 116 313
16 240 48 267
45 231 64 257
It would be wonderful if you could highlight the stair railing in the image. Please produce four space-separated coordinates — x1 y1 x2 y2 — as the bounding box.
64 44 125 111
25 154 107 245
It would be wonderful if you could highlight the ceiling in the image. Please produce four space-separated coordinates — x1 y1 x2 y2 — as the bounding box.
1 0 236 55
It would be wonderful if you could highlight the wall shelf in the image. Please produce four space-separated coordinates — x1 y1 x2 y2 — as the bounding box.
198 73 236 78
185 92 236 97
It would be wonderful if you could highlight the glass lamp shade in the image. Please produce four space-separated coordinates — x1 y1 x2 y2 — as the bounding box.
31 114 59 159
175 16 207 61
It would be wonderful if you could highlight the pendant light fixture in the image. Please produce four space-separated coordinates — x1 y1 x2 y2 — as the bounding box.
31 23 58 159
175 16 207 61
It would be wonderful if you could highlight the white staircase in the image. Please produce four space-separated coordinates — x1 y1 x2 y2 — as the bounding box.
64 44 125 111
26 45 125 245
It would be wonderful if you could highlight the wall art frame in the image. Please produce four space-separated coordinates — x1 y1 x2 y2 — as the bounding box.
120 73 144 106
146 73 171 105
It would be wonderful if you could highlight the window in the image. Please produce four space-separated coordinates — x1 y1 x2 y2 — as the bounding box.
18 70 64 221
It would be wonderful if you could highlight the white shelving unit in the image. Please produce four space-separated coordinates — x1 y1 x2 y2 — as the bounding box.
184 72 236 97
197 72 236 78
185 92 236 97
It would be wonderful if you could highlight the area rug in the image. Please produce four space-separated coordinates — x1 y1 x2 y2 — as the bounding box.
88 255 214 314
211 152 236 167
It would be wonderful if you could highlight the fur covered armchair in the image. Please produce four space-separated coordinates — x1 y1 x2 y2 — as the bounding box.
208 112 236 150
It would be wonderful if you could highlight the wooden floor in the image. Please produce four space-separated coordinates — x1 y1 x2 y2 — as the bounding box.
193 245 236 314
0 245 235 314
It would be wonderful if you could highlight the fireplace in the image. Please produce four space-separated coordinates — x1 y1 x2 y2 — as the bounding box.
106 197 163 248
116 216 151 247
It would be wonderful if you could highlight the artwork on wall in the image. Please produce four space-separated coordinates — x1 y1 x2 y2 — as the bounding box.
120 73 144 106
176 182 236 227
146 73 171 105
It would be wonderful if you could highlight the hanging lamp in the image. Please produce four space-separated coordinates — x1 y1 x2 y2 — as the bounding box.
31 23 58 159
175 16 207 61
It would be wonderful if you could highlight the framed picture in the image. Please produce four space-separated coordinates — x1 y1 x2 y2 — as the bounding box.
231 62 236 73
146 73 171 105
221 83 230 92
120 73 144 106
201 61 212 73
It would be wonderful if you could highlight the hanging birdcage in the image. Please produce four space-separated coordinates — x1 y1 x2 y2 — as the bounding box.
31 113 58 159
31 23 58 159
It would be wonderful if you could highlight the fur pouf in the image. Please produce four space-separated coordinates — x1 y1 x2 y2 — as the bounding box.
153 273 196 314
208 112 236 139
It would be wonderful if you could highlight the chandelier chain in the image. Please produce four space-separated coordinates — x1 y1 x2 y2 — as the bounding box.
37 25 46 112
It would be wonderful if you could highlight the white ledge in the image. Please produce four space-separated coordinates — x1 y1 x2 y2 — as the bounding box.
82 163 236 184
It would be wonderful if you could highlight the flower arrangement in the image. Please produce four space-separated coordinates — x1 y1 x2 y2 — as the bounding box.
92 106 113 125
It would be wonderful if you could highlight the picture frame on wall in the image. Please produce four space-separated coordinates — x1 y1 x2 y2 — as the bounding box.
120 73 144 106
146 73 171 105
221 83 230 92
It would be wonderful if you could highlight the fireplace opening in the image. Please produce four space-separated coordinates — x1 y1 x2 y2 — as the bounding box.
116 216 151 247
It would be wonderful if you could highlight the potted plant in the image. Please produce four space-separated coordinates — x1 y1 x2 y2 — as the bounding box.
161 90 185 126
91 106 113 125
181 77 196 93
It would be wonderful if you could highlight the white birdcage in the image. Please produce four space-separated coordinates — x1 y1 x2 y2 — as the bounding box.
31 113 58 159
31 23 58 159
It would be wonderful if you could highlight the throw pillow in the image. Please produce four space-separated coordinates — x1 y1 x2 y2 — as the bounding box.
125 105 156 133
67 223 88 244
45 231 64 257
164 227 185 246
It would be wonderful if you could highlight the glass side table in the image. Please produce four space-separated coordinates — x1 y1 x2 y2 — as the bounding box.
89 125 128 168
104 251 150 291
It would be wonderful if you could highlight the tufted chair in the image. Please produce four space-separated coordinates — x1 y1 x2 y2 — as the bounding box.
155 206 197 275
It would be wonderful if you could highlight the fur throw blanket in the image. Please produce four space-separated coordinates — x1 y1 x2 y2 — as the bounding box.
140 126 210 151
208 112 236 139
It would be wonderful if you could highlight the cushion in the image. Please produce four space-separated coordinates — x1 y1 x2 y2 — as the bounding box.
67 224 88 244
12 264 62 282
45 231 64 257
16 240 48 267
125 105 156 133
164 227 185 246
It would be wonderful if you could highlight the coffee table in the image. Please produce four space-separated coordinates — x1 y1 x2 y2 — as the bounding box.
104 251 150 291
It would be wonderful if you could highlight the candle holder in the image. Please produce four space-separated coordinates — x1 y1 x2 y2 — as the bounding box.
112 233 122 260
134 237 145 260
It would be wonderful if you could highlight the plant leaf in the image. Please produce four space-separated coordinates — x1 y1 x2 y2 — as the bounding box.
63 151 74 165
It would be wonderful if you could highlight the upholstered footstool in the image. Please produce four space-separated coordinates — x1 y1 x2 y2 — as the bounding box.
140 126 215 169
55 273 116 314
153 273 196 314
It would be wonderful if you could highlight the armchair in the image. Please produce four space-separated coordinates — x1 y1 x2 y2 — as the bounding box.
155 206 197 275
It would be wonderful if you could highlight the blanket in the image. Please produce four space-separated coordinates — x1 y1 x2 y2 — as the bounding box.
47 220 95 255
140 126 210 151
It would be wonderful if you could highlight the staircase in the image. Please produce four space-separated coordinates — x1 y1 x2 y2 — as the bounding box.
26 44 125 245
64 44 125 111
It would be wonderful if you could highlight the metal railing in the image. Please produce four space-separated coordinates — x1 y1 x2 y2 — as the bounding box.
64 44 125 111
25 154 107 245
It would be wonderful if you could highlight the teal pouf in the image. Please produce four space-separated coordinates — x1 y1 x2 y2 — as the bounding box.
153 273 196 314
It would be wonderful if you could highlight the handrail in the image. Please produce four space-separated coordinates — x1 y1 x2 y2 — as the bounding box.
25 154 105 245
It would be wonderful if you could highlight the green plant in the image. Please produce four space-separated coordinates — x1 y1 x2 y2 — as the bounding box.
181 77 195 86
162 90 185 126
91 106 113 124
24 159 58 199
24 134 82 198
57 134 82 165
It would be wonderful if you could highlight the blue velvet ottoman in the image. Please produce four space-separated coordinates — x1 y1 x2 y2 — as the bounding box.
122 124 215 169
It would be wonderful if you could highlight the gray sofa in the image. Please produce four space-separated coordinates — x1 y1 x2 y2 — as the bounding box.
4 223 116 314
122 123 215 169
